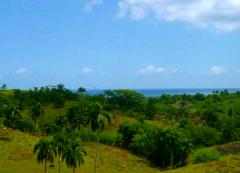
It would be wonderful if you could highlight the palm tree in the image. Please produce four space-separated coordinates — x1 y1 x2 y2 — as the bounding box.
62 138 86 173
78 87 86 94
66 106 86 130
1 83 6 90
55 114 67 131
29 102 44 126
3 105 21 128
56 84 66 92
86 103 111 173
87 103 111 132
52 133 69 173
3 105 22 139
34 139 56 173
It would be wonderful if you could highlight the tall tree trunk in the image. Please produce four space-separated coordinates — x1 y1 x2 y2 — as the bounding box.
45 159 47 173
58 156 61 173
171 150 174 169
73 167 75 173
93 129 100 173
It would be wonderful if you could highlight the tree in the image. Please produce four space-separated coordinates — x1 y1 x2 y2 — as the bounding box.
29 102 44 126
221 121 240 143
130 127 191 168
52 133 69 173
78 87 86 94
55 114 67 131
158 129 190 168
104 90 145 111
144 97 158 120
1 84 7 90
62 138 86 173
56 84 66 92
201 107 221 127
66 106 86 130
87 103 111 132
34 139 56 173
117 121 140 148
86 102 111 173
3 105 22 128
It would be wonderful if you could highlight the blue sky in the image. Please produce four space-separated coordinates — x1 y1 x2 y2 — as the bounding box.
0 0 240 89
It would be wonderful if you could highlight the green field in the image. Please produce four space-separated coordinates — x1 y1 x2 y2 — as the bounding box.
0 129 160 173
1 129 240 173
1 89 240 173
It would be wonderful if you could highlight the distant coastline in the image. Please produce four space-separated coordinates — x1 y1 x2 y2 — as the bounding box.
84 88 240 97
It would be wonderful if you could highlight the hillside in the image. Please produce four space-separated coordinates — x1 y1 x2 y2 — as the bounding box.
1 88 240 173
1 129 240 173
0 129 160 173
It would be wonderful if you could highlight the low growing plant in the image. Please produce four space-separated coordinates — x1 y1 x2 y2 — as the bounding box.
192 148 220 163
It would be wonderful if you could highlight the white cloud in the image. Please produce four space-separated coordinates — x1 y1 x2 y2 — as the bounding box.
138 65 177 75
117 0 240 32
81 67 93 74
210 66 227 75
84 0 103 12
15 68 27 75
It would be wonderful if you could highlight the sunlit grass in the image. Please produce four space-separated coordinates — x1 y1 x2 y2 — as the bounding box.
0 129 160 173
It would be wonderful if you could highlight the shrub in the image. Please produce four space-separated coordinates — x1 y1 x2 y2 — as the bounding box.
78 129 98 141
200 106 222 127
104 89 145 112
53 95 65 108
129 124 158 157
39 121 59 135
100 131 117 145
17 117 36 132
183 125 220 147
221 122 240 144
130 125 192 168
192 148 220 163
117 121 140 148
78 129 117 145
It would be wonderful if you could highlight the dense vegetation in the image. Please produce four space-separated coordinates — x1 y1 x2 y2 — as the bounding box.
1 85 240 172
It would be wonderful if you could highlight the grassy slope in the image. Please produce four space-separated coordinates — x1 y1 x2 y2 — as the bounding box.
1 90 240 172
0 129 160 173
1 129 240 173
165 154 240 173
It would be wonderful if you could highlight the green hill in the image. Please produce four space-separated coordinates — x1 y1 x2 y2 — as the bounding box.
1 129 240 173
0 129 160 173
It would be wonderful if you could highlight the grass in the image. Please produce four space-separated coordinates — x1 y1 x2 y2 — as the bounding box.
164 154 240 173
1 95 240 173
1 129 240 173
0 129 160 173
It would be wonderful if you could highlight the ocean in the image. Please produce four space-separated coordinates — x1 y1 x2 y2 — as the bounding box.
86 88 240 97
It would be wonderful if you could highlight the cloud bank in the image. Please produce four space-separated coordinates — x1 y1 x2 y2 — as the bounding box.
138 65 177 75
15 68 27 75
81 67 93 74
210 66 227 75
117 0 240 32
84 0 103 12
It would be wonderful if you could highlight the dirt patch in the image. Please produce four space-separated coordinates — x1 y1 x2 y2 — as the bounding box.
215 141 240 155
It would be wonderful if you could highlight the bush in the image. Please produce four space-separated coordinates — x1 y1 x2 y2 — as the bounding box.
100 131 117 145
17 117 36 132
129 124 158 157
200 106 222 127
221 123 240 144
192 148 220 163
117 121 140 148
183 125 220 147
39 121 59 135
130 125 192 168
78 129 117 145
53 95 65 108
